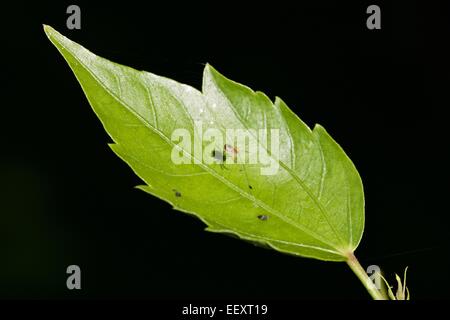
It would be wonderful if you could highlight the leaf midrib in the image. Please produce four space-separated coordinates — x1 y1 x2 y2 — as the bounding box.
210 220 342 257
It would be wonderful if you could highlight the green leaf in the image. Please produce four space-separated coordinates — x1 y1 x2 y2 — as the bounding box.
44 25 364 262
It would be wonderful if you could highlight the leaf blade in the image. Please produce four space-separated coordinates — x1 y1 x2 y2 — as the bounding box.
44 25 365 261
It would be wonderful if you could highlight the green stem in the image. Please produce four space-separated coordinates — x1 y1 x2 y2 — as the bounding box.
346 253 386 300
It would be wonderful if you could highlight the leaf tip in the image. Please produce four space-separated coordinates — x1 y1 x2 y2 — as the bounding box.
43 24 54 37
203 63 218 77
313 123 325 131
274 96 281 104
274 96 287 107
313 123 332 139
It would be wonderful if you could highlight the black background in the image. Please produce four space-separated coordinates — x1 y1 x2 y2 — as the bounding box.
1 0 450 301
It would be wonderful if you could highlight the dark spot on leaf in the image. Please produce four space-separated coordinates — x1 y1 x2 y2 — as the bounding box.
249 185 253 189
257 215 268 221
172 189 182 197
212 150 226 163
